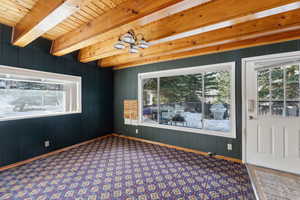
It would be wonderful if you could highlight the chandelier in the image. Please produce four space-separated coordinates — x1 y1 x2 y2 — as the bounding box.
114 29 149 53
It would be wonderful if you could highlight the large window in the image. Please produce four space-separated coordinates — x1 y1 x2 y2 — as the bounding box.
138 62 235 138
0 65 81 121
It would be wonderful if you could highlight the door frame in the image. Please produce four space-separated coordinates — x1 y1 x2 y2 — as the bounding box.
241 50 300 163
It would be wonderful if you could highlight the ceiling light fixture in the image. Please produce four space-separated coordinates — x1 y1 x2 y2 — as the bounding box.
114 29 149 53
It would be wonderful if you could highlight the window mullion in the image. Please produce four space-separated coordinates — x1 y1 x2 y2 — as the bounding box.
269 69 272 115
157 77 160 124
202 73 205 129
299 65 300 114
283 66 287 117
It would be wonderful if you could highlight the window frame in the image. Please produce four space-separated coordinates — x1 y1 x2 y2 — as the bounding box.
0 65 82 122
138 62 236 138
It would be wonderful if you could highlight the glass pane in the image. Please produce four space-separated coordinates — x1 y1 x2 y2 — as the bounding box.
286 82 299 100
0 79 65 119
286 101 300 117
159 74 203 129
286 65 299 82
257 69 270 100
286 65 300 100
258 101 270 116
271 67 284 100
203 71 231 132
271 101 284 116
142 78 158 123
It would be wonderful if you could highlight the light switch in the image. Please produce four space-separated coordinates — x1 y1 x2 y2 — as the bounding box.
45 141 50 148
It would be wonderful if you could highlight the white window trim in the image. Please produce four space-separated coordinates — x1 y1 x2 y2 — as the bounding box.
138 62 236 138
0 111 82 122
0 65 82 122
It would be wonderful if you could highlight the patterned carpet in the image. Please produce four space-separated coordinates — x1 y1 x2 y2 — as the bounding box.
0 135 255 200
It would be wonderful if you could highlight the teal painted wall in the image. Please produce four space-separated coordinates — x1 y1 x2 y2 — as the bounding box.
0 25 113 167
113 39 300 159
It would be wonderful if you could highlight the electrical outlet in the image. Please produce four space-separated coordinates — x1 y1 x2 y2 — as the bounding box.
135 129 139 134
44 140 50 148
227 143 232 151
208 152 216 157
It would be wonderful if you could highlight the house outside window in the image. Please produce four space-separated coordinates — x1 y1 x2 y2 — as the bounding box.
138 62 236 138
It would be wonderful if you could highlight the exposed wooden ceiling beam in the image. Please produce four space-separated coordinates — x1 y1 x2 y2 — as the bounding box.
111 28 300 70
12 0 89 47
51 0 184 56
78 0 211 62
101 9 300 67
79 0 300 63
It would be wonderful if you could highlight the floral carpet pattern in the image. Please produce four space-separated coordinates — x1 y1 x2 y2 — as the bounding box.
0 135 255 200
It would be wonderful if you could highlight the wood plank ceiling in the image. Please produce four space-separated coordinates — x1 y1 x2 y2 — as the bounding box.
0 0 300 70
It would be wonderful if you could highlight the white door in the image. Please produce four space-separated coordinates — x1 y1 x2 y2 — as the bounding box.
244 52 300 175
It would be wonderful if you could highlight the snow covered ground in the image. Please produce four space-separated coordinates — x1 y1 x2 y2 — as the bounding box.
203 119 230 132
0 89 64 119
143 112 230 132
0 94 15 118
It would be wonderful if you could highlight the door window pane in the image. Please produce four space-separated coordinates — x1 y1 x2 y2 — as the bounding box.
271 67 284 100
286 65 299 100
159 74 203 128
257 69 270 100
257 69 271 116
258 101 270 116
286 65 299 82
271 101 284 116
286 101 300 117
142 78 158 123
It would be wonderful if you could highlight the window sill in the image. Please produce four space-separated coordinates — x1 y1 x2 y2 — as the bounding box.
139 122 236 138
0 111 82 122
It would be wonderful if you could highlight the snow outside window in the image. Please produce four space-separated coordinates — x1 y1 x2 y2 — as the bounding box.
138 62 236 138
0 65 81 121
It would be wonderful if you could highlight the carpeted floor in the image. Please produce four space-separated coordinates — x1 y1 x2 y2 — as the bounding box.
0 135 255 200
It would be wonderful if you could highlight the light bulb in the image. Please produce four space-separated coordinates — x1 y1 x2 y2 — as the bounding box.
114 41 125 49
138 40 149 49
121 33 135 44
129 45 139 53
